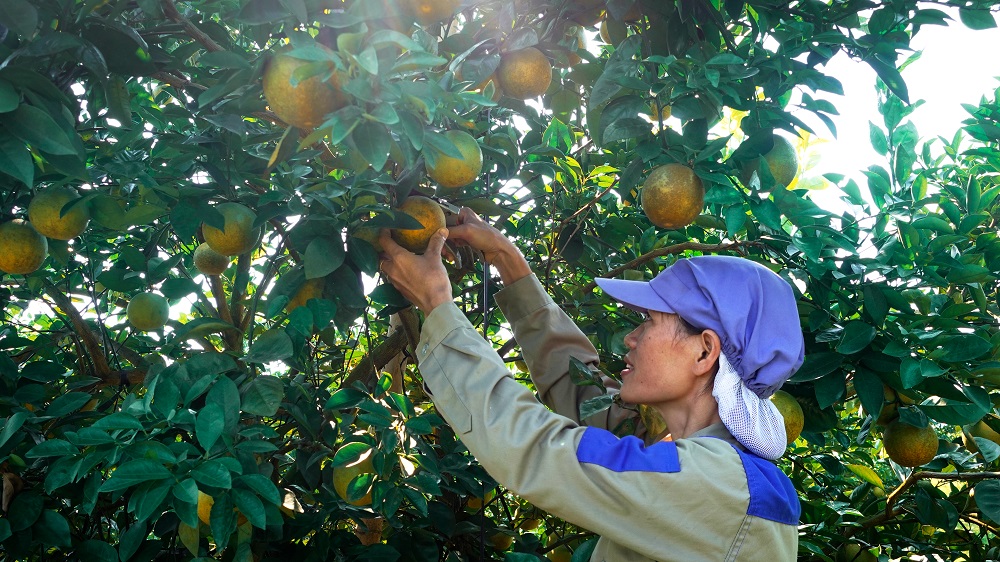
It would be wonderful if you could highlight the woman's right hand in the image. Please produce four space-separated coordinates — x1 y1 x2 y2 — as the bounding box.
448 207 531 284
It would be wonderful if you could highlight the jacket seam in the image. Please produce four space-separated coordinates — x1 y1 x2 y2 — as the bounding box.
725 514 752 562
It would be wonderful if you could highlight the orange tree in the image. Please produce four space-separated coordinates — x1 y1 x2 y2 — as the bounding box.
1 0 999 560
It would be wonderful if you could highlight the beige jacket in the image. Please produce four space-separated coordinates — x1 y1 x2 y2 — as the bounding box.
415 275 799 561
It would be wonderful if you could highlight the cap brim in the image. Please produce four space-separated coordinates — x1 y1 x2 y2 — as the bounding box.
595 278 676 314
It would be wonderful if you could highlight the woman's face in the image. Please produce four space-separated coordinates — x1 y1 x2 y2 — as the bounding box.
619 311 705 407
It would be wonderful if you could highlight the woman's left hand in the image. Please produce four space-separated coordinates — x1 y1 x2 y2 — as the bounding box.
378 228 453 313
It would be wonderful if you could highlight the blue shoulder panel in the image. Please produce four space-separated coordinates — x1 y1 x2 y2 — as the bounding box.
734 447 801 526
576 427 680 473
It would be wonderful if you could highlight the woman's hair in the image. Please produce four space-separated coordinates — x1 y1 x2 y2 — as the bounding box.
673 315 701 339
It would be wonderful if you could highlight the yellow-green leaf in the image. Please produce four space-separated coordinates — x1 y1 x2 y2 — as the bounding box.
846 464 884 489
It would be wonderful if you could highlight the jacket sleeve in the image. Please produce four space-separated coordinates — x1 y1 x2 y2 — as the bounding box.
413 303 790 561
493 274 640 435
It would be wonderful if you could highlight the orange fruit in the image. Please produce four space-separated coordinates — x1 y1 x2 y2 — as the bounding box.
392 196 446 254
202 202 261 256
27 187 90 240
262 46 350 130
404 0 460 25
496 47 552 100
741 134 799 189
466 487 496 511
883 420 938 467
286 277 325 311
489 532 513 550
770 390 804 444
640 163 704 229
332 444 376 507
836 543 877 562
193 242 230 275
127 292 170 331
0 219 48 274
425 130 483 190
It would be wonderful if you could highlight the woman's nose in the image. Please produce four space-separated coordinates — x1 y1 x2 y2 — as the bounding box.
623 327 639 349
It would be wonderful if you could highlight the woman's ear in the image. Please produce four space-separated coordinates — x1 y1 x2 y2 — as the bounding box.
694 329 722 377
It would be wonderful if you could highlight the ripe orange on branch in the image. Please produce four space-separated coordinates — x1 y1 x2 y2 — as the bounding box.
770 390 804 444
286 277 325 312
127 292 170 332
391 196 446 254
640 163 704 229
425 130 483 190
28 187 90 240
0 219 48 275
883 419 938 467
496 47 553 100
193 242 230 276
740 134 799 189
202 202 261 256
332 443 376 507
262 46 350 130
404 0 460 25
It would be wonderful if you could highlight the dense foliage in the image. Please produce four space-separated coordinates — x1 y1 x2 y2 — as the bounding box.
1 0 999 560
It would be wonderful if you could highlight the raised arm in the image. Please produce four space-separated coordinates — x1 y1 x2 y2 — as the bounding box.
447 209 638 433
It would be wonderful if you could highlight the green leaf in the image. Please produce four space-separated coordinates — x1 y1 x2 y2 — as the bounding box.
932 334 992 363
579 394 614 419
238 474 281 505
8 491 43 531
170 318 239 344
326 387 367 410
0 80 18 111
173 478 199 504
790 353 843 382
161 277 201 299
131 480 172 522
975 480 1000 524
76 540 118 562
836 321 876 355
26 439 78 458
231 488 266 528
243 329 294 364
101 460 172 492
352 120 391 170
206 376 241 439
34 510 71 548
304 236 345 280
209 493 238 550
118 522 147 561
0 130 33 186
845 464 884 488
6 104 79 156
959 8 996 30
0 411 30 449
0 0 38 39
241 376 284 416
868 58 909 103
191 459 233 488
92 411 144 430
0 519 9 542
424 130 464 159
44 391 92 417
196 402 224 452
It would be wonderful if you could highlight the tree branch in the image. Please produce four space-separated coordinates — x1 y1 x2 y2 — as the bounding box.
43 281 112 377
159 0 223 52
581 241 757 292
854 471 1000 531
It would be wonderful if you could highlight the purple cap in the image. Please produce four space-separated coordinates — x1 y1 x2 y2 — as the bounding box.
595 256 804 398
